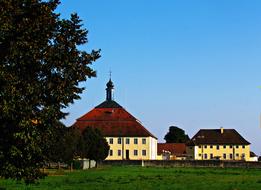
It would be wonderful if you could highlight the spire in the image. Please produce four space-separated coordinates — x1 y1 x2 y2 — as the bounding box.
106 72 114 101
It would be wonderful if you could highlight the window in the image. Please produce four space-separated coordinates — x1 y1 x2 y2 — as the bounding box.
236 153 239 157
198 145 202 148
134 150 138 156
126 138 130 144
142 138 146 144
216 145 219 150
204 154 207 159
109 150 113 156
210 145 213 149
223 154 226 159
109 138 113 144
230 154 233 159
118 150 121 156
204 145 207 149
118 138 122 144
242 153 245 159
236 145 239 149
134 138 138 144
230 145 233 149
142 150 146 156
198 154 202 157
210 154 213 159
242 145 245 149
223 145 226 149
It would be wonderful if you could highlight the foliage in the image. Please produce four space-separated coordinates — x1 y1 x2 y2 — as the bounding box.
80 127 109 163
1 166 261 190
164 126 190 143
47 126 109 165
47 126 82 164
41 122 64 163
0 0 100 183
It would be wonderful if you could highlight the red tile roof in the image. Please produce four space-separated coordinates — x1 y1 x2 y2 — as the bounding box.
72 100 157 138
157 143 186 156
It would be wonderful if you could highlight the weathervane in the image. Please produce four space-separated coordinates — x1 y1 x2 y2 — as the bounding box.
109 70 112 80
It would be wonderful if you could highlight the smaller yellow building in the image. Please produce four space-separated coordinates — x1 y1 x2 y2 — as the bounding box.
157 143 187 160
186 128 251 161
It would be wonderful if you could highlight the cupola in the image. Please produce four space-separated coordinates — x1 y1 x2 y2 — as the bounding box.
106 79 114 101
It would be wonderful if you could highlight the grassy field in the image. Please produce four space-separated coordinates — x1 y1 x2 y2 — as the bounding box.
1 166 261 190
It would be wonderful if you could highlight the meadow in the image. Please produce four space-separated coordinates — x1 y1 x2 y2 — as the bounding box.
1 166 261 190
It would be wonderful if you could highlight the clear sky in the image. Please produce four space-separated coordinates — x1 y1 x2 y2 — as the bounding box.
57 0 261 155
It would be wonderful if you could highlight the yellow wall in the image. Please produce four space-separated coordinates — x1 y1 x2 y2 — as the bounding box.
106 137 157 160
186 144 250 161
157 154 186 160
156 155 163 160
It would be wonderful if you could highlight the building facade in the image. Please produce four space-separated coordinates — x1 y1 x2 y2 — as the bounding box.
73 79 157 160
106 136 157 160
186 128 251 161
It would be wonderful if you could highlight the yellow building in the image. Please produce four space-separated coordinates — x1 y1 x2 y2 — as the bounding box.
186 128 251 161
106 136 157 160
73 79 157 160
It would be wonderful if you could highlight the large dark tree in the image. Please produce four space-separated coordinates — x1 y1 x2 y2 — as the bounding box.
42 121 67 163
164 126 190 143
46 125 82 164
81 127 109 166
0 0 100 183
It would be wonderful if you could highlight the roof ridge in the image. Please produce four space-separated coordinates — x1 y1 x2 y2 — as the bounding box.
199 128 235 130
95 100 122 108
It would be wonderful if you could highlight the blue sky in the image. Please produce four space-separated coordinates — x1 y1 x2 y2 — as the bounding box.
58 0 261 154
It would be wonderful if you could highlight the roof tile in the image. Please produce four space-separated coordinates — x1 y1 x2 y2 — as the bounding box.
73 101 156 138
157 143 186 155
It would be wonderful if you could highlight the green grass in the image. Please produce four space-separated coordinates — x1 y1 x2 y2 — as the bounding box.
1 166 261 190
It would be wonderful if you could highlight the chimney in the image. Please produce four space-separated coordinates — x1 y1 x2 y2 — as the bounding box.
220 127 224 134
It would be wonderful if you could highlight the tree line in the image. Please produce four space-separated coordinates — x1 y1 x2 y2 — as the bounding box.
47 125 109 168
